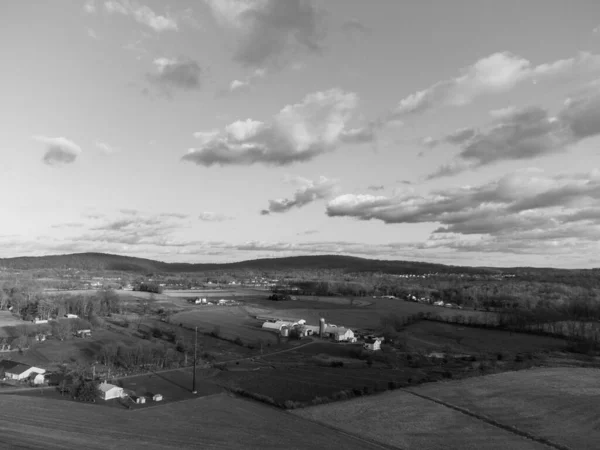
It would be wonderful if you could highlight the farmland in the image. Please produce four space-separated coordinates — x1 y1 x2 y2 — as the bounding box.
169 306 280 344
399 320 569 354
407 367 600 450
0 393 385 449
294 388 548 450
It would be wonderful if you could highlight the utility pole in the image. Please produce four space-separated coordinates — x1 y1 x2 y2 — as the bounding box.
192 326 197 394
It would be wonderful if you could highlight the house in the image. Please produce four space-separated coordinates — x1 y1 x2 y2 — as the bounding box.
333 328 355 342
98 381 124 400
363 338 382 351
433 300 444 307
152 394 163 402
133 395 146 404
32 318 48 324
64 314 78 319
0 360 46 380
75 329 92 338
34 334 46 342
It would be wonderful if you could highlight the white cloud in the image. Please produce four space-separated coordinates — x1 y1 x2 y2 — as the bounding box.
229 79 249 91
262 176 338 214
183 88 374 166
103 0 178 32
392 51 600 117
95 141 117 154
204 0 324 68
198 212 233 222
86 28 100 39
33 136 82 166
84 0 97 13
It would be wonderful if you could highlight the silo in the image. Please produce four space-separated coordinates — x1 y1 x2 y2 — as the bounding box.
319 318 325 338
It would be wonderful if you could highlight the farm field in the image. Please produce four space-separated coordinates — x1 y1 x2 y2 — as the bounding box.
9 329 142 369
293 388 548 450
0 393 384 449
400 321 568 354
408 367 600 450
170 307 280 344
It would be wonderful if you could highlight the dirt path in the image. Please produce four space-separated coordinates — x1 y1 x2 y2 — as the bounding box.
402 388 569 450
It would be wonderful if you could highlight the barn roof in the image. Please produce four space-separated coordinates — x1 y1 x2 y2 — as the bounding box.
0 360 21 372
99 383 121 393
5 363 32 375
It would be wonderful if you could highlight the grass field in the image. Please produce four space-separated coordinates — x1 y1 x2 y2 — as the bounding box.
170 306 280 344
0 393 385 449
10 329 141 369
408 367 600 450
294 388 548 449
0 311 22 328
400 321 568 355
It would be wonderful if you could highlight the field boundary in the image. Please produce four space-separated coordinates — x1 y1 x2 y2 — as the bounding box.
402 388 570 450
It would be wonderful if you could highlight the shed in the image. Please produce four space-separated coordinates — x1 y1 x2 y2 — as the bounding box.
2 361 46 381
29 372 46 385
153 394 163 402
98 382 124 400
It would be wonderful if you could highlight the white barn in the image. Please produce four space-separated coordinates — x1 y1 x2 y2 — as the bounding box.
2 362 46 381
334 328 355 342
98 382 124 400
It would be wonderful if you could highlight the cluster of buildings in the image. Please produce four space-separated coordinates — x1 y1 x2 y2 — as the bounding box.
0 360 46 385
188 298 238 307
260 317 384 350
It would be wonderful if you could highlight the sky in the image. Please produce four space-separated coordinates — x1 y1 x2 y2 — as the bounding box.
2 0 600 268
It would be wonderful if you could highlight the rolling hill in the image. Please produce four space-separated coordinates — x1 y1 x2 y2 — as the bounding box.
0 253 598 285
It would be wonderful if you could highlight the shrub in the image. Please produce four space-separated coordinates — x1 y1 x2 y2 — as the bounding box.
330 360 344 368
152 328 163 339
234 337 243 346
388 381 397 390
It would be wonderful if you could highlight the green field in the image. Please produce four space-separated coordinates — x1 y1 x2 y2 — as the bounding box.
408 367 600 450
0 393 385 449
294 388 548 449
400 321 568 354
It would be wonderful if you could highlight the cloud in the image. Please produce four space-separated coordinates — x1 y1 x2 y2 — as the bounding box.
392 51 600 117
183 88 373 166
367 185 384 191
428 89 600 178
198 212 233 222
327 169 600 258
51 222 85 229
84 0 96 13
224 68 267 94
87 28 99 39
146 58 203 94
341 19 370 36
96 141 117 154
33 136 82 166
263 176 338 214
103 0 178 32
204 0 324 68
298 229 318 235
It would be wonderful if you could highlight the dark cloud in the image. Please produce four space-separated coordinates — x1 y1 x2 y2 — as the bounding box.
198 212 233 222
341 19 370 36
367 185 384 191
327 169 600 253
429 90 600 178
206 0 325 68
264 176 337 214
146 58 202 94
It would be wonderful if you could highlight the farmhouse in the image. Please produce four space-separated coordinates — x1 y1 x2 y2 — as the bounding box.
0 360 46 380
75 329 92 338
333 328 356 342
363 338 382 351
98 381 124 400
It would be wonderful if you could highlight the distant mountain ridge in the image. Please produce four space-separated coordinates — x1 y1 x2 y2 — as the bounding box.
0 252 499 274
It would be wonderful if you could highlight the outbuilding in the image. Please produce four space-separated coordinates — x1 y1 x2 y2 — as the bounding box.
153 394 163 402
98 381 124 400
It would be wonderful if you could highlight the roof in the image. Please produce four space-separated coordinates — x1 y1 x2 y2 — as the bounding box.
334 328 351 335
99 383 122 393
6 363 32 375
0 360 21 372
364 338 381 344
